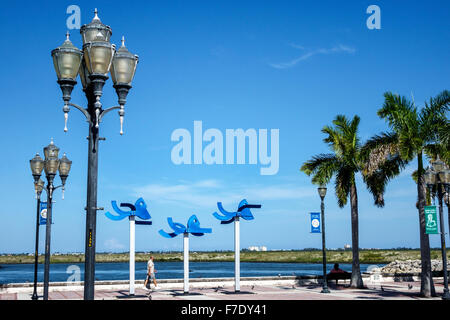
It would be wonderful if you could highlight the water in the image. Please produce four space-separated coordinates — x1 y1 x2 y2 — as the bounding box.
0 262 383 284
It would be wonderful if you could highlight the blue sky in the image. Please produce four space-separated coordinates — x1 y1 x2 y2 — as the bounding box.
0 0 449 253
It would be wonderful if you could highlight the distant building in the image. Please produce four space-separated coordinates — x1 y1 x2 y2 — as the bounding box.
344 244 351 250
248 246 267 252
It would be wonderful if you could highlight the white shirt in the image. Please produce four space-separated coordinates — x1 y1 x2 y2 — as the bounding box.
147 259 154 273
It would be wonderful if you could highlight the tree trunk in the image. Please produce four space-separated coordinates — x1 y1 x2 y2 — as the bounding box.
447 198 450 246
349 179 364 288
417 152 436 297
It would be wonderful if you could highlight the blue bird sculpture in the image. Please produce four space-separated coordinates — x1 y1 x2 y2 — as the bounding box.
159 215 212 238
105 197 152 223
213 199 261 224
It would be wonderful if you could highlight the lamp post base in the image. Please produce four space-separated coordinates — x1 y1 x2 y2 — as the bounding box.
321 287 330 293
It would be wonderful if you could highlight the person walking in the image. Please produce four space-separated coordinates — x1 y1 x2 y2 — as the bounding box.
144 255 157 290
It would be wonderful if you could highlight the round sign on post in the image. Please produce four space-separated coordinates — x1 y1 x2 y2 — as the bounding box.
312 218 320 228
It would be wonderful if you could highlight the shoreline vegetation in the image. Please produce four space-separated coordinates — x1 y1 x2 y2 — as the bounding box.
1 249 449 265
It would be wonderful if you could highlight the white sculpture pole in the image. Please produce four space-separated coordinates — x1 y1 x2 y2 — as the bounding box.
183 232 189 294
129 215 135 295
235 216 240 292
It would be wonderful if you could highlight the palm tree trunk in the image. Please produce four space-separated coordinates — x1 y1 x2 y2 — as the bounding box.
349 180 364 288
447 200 450 245
417 152 436 297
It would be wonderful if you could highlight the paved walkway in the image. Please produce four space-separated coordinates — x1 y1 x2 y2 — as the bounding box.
1 281 446 300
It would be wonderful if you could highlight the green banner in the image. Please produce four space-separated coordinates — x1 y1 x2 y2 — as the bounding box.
425 206 438 234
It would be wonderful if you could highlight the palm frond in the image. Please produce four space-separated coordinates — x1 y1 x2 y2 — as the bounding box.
322 125 346 156
411 169 418 184
300 154 339 185
335 167 352 208
420 90 450 141
438 119 450 148
424 143 450 167
423 90 450 116
363 154 408 207
360 131 399 175
378 92 417 134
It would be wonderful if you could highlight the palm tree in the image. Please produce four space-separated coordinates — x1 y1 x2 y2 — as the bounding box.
362 90 449 297
301 114 391 288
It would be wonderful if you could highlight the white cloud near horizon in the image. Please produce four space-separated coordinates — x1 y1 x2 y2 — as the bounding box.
270 44 356 69
104 238 126 251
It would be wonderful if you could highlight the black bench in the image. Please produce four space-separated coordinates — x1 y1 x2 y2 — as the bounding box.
326 272 351 285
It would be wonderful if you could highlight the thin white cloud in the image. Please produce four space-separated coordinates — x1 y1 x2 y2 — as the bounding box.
192 179 222 188
289 43 305 50
104 238 126 251
270 44 356 69
133 179 315 208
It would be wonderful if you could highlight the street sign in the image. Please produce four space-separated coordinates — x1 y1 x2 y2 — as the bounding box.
310 212 321 233
425 206 438 234
39 202 47 225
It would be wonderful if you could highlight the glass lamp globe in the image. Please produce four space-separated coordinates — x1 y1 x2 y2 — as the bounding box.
80 8 112 44
51 32 83 82
111 37 139 86
30 153 44 180
318 184 327 199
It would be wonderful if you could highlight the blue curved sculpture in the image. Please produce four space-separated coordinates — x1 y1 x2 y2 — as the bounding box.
159 215 212 238
213 199 261 224
105 197 152 224
104 197 152 296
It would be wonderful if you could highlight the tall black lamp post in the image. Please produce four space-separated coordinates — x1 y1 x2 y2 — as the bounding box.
424 157 450 300
31 177 44 300
446 192 450 237
318 184 330 293
29 140 72 300
50 9 139 300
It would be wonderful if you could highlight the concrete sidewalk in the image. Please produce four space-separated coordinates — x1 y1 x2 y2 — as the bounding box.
0 278 446 300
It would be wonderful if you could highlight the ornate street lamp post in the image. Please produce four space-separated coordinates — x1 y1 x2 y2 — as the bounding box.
29 140 72 300
446 192 450 238
318 184 330 293
425 157 450 300
51 9 139 300
31 169 45 300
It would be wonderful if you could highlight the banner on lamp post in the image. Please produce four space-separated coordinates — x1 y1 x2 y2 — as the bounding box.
425 205 438 234
310 212 321 233
39 202 47 225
